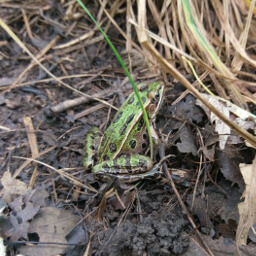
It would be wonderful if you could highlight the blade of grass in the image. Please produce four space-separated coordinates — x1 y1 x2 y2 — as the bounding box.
76 0 154 159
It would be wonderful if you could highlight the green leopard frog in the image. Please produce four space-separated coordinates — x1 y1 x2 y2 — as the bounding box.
82 82 164 182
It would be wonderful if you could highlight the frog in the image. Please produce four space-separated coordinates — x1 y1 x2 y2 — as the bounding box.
82 81 164 182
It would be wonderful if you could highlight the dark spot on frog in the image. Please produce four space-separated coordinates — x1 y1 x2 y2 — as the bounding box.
109 143 117 153
142 143 147 149
113 111 123 123
129 140 137 149
89 145 95 150
119 124 127 135
83 152 89 159
137 118 144 131
141 96 147 104
90 135 95 140
128 95 134 104
136 96 147 105
126 114 135 125
143 133 148 140
103 155 110 161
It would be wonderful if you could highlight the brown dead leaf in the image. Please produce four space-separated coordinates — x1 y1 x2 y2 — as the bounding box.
175 126 198 156
1 172 48 207
236 157 256 253
197 94 256 150
202 235 235 255
18 207 80 256
8 200 40 240
1 196 40 240
1 172 30 204
0 172 49 241
216 149 244 189
197 95 230 150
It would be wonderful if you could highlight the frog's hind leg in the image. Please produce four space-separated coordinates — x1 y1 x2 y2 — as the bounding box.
104 164 161 182
92 154 153 175
82 127 102 169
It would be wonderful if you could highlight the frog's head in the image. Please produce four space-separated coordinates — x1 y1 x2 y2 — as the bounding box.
146 82 164 116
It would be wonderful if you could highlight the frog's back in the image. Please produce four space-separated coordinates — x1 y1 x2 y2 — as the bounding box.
97 82 161 162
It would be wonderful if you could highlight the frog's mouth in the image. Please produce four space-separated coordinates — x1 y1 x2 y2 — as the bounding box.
148 83 164 118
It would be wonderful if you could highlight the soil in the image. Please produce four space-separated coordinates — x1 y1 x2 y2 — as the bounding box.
0 2 256 256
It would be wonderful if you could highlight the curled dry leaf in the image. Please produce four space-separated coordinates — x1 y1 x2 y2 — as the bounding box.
236 158 256 252
196 94 256 150
197 95 230 150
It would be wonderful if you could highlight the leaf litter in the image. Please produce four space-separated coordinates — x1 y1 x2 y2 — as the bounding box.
0 172 81 255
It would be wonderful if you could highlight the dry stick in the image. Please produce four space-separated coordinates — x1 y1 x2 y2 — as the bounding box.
209 73 228 99
53 30 94 49
212 0 256 69
21 9 33 39
191 153 203 211
126 0 132 72
231 0 256 71
0 125 11 131
147 0 171 60
74 103 106 120
51 88 114 113
129 19 196 62
14 156 98 193
0 72 115 89
171 71 209 105
23 117 39 188
103 0 126 34
0 2 50 10
98 0 145 56
54 35 104 55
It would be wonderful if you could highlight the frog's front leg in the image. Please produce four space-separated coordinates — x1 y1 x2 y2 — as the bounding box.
82 127 102 169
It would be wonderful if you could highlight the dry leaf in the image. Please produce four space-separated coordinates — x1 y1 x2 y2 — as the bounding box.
8 200 40 240
197 95 230 150
1 172 30 204
197 94 256 150
18 207 80 256
236 158 256 252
